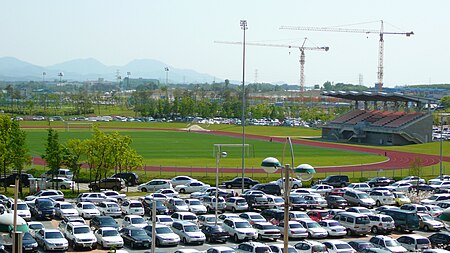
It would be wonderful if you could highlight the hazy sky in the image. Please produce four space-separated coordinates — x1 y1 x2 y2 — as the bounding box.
0 1 449 87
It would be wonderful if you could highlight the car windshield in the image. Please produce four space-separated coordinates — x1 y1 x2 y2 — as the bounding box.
306 222 320 228
184 225 199 232
417 239 430 244
355 217 370 224
83 204 96 209
385 239 400 247
46 231 63 239
382 192 393 196
103 230 119 237
175 200 186 206
261 224 278 230
236 199 246 204
107 203 118 208
74 227 90 234
250 215 264 220
131 229 147 236
396 193 407 198
274 198 284 203
60 204 73 209
38 201 54 208
357 193 370 199
382 217 394 222
189 200 201 205
156 227 172 234
336 244 352 250
358 209 372 214
13 204 28 210
99 218 116 225
430 181 442 185
357 243 373 249
294 213 309 219
130 203 142 208
327 221 341 227
417 206 427 212
235 222 251 228
421 215 434 221
427 196 439 200
184 215 197 221
313 245 326 252
23 232 33 240
131 217 145 224
255 247 271 253
29 224 44 230
289 223 303 229
159 217 172 222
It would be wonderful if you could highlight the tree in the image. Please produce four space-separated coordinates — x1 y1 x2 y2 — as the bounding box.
42 129 64 189
0 116 29 193
440 96 450 109
62 139 85 193
409 157 423 198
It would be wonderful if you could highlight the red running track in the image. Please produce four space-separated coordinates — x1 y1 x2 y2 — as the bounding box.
29 127 449 174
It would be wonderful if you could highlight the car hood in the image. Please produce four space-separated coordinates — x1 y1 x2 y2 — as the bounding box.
102 235 123 242
83 209 100 214
424 220 443 226
132 235 152 241
75 233 96 240
46 238 68 244
386 246 407 253
308 228 327 233
190 205 206 211
236 228 256 233
158 233 180 240
175 206 189 211
421 199 434 204
185 231 205 237
61 209 78 214
130 223 147 228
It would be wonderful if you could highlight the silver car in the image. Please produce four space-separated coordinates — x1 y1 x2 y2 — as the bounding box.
35 229 69 251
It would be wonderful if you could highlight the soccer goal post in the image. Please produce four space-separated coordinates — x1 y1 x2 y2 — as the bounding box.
65 122 94 132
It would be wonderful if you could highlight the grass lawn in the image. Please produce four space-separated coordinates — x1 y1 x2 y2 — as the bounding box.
25 129 385 168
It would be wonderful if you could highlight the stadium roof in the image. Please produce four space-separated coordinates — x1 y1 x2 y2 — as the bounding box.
321 91 437 104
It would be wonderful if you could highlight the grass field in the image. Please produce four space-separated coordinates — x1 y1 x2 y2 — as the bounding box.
25 129 385 168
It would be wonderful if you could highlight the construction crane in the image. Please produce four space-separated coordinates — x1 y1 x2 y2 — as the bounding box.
280 20 413 92
215 39 329 95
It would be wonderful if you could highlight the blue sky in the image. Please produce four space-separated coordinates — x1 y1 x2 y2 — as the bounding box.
0 0 449 87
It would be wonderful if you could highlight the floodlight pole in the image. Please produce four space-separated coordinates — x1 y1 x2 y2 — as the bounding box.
240 20 248 193
151 199 156 253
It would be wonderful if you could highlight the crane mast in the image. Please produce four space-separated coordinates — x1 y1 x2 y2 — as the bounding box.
280 20 413 92
214 40 329 96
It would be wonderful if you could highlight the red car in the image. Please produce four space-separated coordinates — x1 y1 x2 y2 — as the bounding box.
328 188 346 196
307 210 331 222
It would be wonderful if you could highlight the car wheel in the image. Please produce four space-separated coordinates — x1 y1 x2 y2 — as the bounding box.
180 188 186 193
371 226 379 234
376 200 381 207
234 234 239 242
232 207 236 212
92 185 100 191
60 185 66 190
226 184 232 189
346 228 352 236
424 225 429 232
258 234 262 240
182 237 187 244
156 238 161 247
292 184 299 189
130 241 135 248
141 188 147 192
112 186 119 191
44 244 49 252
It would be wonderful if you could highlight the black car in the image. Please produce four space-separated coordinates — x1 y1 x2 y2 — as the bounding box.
348 240 375 253
201 225 229 243
112 172 139 186
143 199 169 215
319 175 349 188
428 232 450 250
409 184 435 192
31 198 55 220
222 177 259 189
90 216 119 230
367 177 395 187
251 183 281 196
119 227 152 249
22 232 38 253
325 195 348 209
0 173 34 187
261 209 284 223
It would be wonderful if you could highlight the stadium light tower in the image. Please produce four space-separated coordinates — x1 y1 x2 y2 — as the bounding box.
240 19 248 192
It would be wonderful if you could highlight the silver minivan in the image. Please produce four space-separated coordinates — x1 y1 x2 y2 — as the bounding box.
333 212 371 236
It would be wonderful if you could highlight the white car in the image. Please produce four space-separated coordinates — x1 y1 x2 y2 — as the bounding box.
167 198 190 213
429 181 450 190
401 176 426 185
310 184 334 196
318 220 346 237
122 215 147 228
385 182 412 192
102 190 127 202
303 195 328 209
94 227 124 249
424 205 444 217
138 179 172 192
253 222 281 241
54 201 78 219
144 224 180 246
267 195 284 209
369 190 396 206
35 229 69 251
175 181 210 194
207 246 237 253
75 202 100 219
198 214 220 226
273 177 302 189
190 187 228 199
322 240 356 253
239 212 266 225
185 199 207 214
298 220 328 238
97 201 122 217
294 240 327 253
155 215 174 226
277 221 308 239
46 177 74 190
25 189 64 202
76 192 117 203
218 213 240 223
28 221 44 237
6 200 31 221
369 235 408 253
121 200 144 216
171 221 205 245
171 176 196 187
421 194 450 205
269 243 298 253
222 218 257 242
225 197 248 212
155 188 179 198
347 183 371 192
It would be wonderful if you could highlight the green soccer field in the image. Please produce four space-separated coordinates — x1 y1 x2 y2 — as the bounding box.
25 128 386 168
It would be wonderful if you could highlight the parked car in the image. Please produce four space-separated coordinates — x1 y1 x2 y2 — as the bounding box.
111 172 139 186
119 227 151 249
326 195 348 209
417 213 444 231
276 221 308 239
225 197 248 212
343 190 375 208
171 220 206 245
102 190 127 202
22 232 38 253
143 199 169 216
235 241 271 253
397 234 431 252
94 227 124 249
75 202 100 219
61 222 97 250
392 192 411 206
143 224 180 246
201 224 229 243
54 201 78 219
185 199 207 214
307 210 332 222
322 240 355 253
46 177 74 190
251 183 281 196
347 183 371 192
167 198 190 213
298 220 328 238
171 176 196 187
348 241 375 253
175 181 210 194
319 175 349 188
96 201 122 217
76 192 116 203
41 169 73 180
138 179 172 192
25 189 64 202
121 200 144 216
35 229 69 252
273 177 302 189
90 215 119 230
89 177 125 191
294 240 327 253
30 198 55 220
222 218 257 242
252 222 281 241
122 215 147 228
369 190 396 206
367 214 395 234
367 177 395 187
223 177 259 189
378 209 420 232
369 235 408 253
0 173 34 187
318 220 346 237
428 232 450 250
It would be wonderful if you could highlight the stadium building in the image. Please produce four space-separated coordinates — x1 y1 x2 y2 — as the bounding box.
321 91 436 146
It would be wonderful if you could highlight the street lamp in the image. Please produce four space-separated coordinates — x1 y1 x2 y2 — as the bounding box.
215 151 227 225
261 137 315 253
240 19 248 193
439 113 450 180
164 67 169 86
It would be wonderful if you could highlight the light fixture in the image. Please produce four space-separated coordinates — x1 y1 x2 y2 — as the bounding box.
294 164 316 181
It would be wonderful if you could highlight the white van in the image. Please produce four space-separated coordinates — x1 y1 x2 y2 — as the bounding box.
42 169 73 180
333 212 371 236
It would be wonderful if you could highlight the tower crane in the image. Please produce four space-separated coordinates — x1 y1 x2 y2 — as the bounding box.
280 20 413 92
215 39 329 95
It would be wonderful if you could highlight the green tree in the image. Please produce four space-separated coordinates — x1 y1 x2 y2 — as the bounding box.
42 128 64 189
62 139 85 193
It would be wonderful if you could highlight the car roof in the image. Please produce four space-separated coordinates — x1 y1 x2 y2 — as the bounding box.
399 234 428 239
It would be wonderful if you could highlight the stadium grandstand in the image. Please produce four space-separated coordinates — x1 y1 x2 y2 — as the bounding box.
321 91 437 145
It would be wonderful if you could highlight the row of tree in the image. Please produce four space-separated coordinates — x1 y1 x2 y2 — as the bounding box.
0 114 143 194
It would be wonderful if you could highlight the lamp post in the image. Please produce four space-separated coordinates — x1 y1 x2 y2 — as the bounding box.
261 137 315 253
439 113 450 180
240 19 248 193
164 67 169 86
215 151 227 225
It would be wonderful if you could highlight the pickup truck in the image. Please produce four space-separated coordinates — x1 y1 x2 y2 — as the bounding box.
60 222 97 250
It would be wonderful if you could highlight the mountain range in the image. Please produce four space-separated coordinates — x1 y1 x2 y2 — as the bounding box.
0 57 221 84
